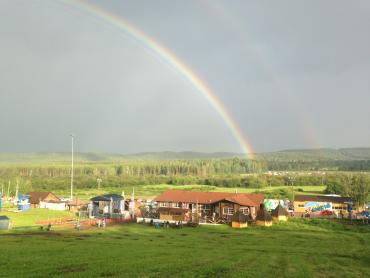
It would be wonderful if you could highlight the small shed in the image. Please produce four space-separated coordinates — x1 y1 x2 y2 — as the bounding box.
272 204 289 221
256 204 273 226
67 199 88 212
0 216 10 230
90 194 124 218
39 200 66 211
231 211 251 228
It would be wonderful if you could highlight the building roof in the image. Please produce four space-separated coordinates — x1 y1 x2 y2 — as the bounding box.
256 204 272 221
26 192 60 204
157 207 189 214
91 194 123 202
67 199 88 206
294 195 352 204
40 200 66 204
154 190 264 207
0 216 10 221
272 204 289 217
231 211 252 222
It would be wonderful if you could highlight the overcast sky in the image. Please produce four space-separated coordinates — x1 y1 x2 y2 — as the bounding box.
0 0 369 154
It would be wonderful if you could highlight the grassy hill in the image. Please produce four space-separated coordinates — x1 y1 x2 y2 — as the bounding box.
0 221 369 277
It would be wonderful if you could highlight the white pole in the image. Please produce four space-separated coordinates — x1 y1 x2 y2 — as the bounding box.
7 180 10 200
15 180 19 201
70 134 74 201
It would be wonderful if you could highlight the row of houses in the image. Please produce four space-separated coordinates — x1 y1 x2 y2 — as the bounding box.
26 190 357 219
3 189 357 230
150 190 356 224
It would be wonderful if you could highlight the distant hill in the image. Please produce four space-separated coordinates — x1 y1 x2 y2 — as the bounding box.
123 151 244 160
0 148 369 163
257 148 370 161
0 151 244 163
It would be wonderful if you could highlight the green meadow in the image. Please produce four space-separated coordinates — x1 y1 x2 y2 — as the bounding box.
51 184 327 201
0 219 369 277
0 208 73 228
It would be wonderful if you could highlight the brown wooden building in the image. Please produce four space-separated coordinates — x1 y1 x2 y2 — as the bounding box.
26 192 60 208
153 190 264 223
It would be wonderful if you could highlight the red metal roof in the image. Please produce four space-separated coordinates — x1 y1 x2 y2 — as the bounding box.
154 190 264 207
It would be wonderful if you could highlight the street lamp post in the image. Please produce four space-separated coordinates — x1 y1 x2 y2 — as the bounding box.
97 178 102 190
288 176 295 202
70 134 74 201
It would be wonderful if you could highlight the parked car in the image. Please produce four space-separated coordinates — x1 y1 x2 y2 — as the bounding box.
320 210 334 216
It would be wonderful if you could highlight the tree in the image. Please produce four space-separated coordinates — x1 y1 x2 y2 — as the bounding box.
115 166 123 176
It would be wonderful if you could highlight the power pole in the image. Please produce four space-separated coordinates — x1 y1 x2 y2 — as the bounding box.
70 134 74 201
7 180 10 201
97 178 102 190
15 179 19 201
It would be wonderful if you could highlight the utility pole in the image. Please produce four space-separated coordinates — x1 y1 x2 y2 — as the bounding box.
289 176 295 202
70 134 74 201
97 178 102 190
15 179 19 201
7 180 10 201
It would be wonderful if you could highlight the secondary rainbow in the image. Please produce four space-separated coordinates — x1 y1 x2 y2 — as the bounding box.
62 0 255 159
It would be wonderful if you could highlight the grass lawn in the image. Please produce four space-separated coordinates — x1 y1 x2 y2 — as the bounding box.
0 208 74 228
0 219 369 277
52 184 327 201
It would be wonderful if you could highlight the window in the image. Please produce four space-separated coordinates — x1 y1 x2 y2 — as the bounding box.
223 207 234 215
160 202 169 207
298 204 305 208
240 207 250 215
203 204 211 210
182 203 189 209
172 202 180 208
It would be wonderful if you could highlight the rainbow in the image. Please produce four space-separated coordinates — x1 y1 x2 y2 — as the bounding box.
61 0 255 159
203 0 322 149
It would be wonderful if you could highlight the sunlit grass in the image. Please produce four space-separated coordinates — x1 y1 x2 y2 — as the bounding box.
0 219 369 277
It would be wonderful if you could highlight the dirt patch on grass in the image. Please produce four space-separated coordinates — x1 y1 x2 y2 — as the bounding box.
1 232 63 237
100 271 117 277
57 263 87 274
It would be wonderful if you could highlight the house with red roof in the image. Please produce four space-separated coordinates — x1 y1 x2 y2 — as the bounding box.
153 190 264 223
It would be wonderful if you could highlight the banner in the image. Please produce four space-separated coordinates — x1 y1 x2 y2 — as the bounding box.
304 202 332 212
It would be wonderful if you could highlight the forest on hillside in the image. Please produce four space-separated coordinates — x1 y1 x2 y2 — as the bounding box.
0 158 368 206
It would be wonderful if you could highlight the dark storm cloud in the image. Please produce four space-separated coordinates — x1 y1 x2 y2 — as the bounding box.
0 0 369 153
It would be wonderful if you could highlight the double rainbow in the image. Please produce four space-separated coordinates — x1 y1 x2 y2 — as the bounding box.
62 0 255 159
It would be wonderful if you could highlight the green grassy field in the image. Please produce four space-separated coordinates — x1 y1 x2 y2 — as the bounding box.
52 184 327 201
0 219 369 277
0 208 74 228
